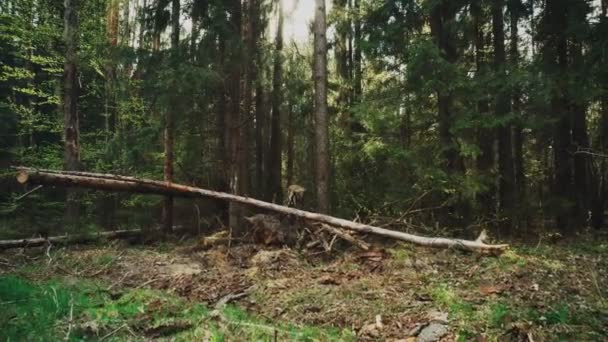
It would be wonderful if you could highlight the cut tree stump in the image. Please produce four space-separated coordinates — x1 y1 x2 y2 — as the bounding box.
14 167 509 253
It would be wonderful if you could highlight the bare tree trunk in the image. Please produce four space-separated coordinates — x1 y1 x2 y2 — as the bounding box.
473 0 494 217
106 0 119 47
226 0 245 231
334 0 350 112
286 103 295 187
255 82 266 196
570 11 590 228
267 1 284 203
510 0 526 229
429 1 464 174
591 0 608 229
162 0 180 234
544 0 573 233
493 0 515 233
63 0 81 224
353 0 362 102
314 0 330 214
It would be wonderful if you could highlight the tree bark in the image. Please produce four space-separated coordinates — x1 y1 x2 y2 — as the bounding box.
286 103 295 187
570 4 590 227
493 0 515 233
429 1 464 173
473 0 495 217
63 0 81 224
0 229 143 250
16 168 509 252
544 0 573 233
267 1 284 203
314 0 330 214
353 0 362 102
509 0 526 228
226 0 246 231
162 0 180 234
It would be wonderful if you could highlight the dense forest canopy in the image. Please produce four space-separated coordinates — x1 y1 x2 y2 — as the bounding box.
1 0 608 239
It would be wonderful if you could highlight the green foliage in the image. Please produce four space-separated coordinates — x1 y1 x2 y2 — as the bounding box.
0 276 92 340
0 275 354 341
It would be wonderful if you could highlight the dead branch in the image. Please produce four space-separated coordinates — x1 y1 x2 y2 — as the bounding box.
320 224 370 250
15 167 509 253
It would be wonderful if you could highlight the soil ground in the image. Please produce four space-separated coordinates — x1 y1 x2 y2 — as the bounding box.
0 235 606 341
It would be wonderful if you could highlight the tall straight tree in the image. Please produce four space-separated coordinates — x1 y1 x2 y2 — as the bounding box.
267 0 284 203
591 0 608 228
314 0 330 213
570 0 591 227
542 0 572 232
493 0 515 231
509 0 526 227
162 0 180 234
239 0 253 203
225 0 246 230
429 0 465 173
473 0 494 216
353 0 362 102
63 0 81 223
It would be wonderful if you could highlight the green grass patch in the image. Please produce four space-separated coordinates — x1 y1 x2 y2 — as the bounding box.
0 275 93 341
0 275 354 341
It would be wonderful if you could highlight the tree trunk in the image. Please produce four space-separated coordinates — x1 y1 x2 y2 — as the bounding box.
106 0 119 47
353 0 362 102
334 0 350 116
239 0 252 207
591 1 608 229
162 0 180 234
570 17 590 228
267 1 284 203
473 0 494 217
138 0 147 50
544 0 573 233
314 0 330 214
493 0 515 233
226 0 245 231
121 0 131 45
0 229 143 250
286 103 295 187
429 1 464 174
63 0 81 224
255 82 266 197
510 0 526 228
16 168 509 253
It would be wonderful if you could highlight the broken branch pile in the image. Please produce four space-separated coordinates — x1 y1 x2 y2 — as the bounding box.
14 167 508 253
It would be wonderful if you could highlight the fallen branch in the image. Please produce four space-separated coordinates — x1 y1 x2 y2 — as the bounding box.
320 224 370 251
15 167 509 253
0 229 142 250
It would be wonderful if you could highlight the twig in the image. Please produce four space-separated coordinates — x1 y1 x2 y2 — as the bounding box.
320 224 371 250
591 270 605 304
45 241 53 265
15 185 43 201
326 234 338 254
106 271 132 291
64 298 74 341
100 324 127 341
89 252 123 277
135 277 160 289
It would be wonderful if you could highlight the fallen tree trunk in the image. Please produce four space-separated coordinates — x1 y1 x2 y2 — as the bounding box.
15 167 509 252
0 229 142 250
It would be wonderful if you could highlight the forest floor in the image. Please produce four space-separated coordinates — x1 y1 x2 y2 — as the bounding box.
0 234 606 341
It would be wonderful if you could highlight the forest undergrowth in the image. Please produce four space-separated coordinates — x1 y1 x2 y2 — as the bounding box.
1 235 606 341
